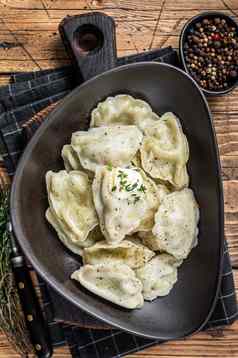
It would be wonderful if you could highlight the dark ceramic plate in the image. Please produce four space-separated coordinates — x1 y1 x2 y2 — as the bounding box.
10 62 224 340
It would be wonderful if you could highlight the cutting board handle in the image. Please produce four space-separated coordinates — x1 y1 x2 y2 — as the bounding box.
59 12 117 83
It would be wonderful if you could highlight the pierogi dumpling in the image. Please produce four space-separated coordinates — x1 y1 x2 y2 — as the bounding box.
92 166 160 244
140 112 189 189
71 263 144 309
152 188 199 259
46 170 98 250
71 125 143 172
62 144 82 172
90 94 159 132
82 239 155 268
135 254 181 300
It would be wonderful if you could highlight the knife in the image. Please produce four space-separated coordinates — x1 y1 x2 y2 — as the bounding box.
7 222 53 358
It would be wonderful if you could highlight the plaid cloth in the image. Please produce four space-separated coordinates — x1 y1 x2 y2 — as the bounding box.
0 47 237 358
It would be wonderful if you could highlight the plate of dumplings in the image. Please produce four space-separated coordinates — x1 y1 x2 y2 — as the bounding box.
46 95 199 309
11 63 224 339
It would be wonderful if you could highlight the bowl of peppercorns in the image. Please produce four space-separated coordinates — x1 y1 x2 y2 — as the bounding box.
180 12 238 96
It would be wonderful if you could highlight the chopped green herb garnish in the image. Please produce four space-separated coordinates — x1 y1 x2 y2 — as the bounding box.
125 182 138 192
138 184 147 193
118 172 128 181
107 163 113 171
120 180 127 186
111 185 117 192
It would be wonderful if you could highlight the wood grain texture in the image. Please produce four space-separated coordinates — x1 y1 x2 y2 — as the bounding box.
0 0 238 357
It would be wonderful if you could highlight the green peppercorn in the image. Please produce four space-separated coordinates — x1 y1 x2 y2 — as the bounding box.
214 41 221 48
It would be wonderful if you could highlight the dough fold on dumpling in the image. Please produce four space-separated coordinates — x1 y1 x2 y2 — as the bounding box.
135 254 181 300
140 112 189 189
90 94 159 132
156 183 170 202
46 208 102 256
62 144 84 172
83 239 155 268
138 231 161 251
152 188 199 259
70 125 143 173
71 263 144 309
138 183 170 251
46 170 98 251
92 166 160 244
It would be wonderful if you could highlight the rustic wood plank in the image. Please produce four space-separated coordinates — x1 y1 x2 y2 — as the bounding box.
3 0 235 12
0 9 159 23
1 0 164 11
0 22 158 57
1 19 238 71
0 75 11 85
0 3 237 71
0 8 236 23
0 59 70 72
223 181 238 267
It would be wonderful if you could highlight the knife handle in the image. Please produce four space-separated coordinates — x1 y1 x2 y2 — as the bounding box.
12 256 53 358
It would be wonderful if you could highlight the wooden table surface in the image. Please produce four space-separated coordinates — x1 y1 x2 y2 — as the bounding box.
1 0 238 357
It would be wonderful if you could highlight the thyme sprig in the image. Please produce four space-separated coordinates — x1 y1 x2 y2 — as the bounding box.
0 187 32 355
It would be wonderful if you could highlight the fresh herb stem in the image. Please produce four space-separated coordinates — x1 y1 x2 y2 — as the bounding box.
0 186 32 355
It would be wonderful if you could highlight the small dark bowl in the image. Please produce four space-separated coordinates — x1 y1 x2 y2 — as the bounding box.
179 11 238 96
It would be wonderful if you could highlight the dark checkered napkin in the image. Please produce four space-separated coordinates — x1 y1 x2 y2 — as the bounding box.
0 67 74 99
63 326 160 358
0 91 69 176
206 241 237 327
1 75 74 112
0 46 237 358
9 65 72 83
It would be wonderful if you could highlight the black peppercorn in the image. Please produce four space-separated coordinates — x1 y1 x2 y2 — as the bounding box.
214 18 221 25
192 35 200 43
230 70 237 78
184 15 238 91
202 18 209 25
